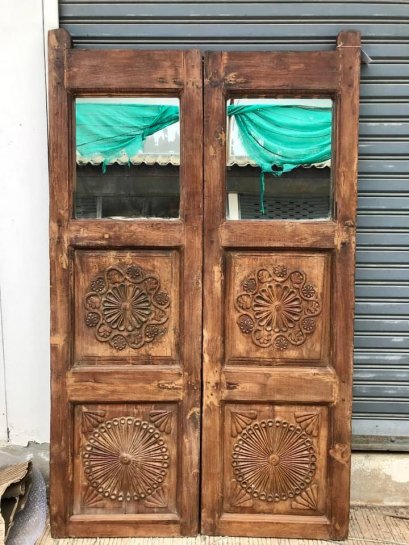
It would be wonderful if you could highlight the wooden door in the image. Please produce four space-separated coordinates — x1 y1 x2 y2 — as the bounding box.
202 31 360 539
48 30 202 537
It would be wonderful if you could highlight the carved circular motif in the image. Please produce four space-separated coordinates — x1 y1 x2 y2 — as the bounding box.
83 417 169 502
235 265 321 350
84 265 170 351
232 419 317 502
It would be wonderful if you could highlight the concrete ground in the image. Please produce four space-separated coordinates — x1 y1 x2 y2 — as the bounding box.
36 507 409 545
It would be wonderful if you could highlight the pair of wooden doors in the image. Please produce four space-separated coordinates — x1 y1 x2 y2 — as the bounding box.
49 29 360 539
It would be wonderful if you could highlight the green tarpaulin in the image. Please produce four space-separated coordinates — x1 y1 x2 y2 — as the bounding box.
76 102 332 213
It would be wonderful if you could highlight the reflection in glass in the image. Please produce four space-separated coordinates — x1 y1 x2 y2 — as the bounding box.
74 98 180 219
226 98 333 220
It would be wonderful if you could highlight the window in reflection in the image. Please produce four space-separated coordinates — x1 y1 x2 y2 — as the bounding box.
226 98 333 220
74 97 180 219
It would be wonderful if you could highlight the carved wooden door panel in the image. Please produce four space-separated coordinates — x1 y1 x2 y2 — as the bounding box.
202 32 360 539
49 30 202 537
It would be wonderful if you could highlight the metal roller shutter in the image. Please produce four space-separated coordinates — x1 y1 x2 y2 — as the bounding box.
59 1 409 450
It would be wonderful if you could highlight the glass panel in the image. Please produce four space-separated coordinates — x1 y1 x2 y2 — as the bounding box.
226 98 333 220
74 97 180 219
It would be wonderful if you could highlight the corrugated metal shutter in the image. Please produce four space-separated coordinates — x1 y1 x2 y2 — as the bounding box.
59 1 409 449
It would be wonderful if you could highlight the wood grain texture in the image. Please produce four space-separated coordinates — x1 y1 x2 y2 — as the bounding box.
67 369 184 402
177 48 203 535
222 367 337 403
49 28 73 538
66 49 185 92
49 31 202 537
220 221 337 249
220 51 340 92
201 31 360 539
328 30 361 540
69 220 185 248
202 50 225 535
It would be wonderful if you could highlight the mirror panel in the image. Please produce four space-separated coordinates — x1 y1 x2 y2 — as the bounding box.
74 97 180 219
226 98 333 221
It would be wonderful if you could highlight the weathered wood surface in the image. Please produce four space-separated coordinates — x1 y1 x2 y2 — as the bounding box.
220 221 337 248
49 28 73 538
66 50 185 91
49 29 202 537
218 51 340 91
222 367 337 402
328 30 361 539
201 30 360 539
68 220 185 248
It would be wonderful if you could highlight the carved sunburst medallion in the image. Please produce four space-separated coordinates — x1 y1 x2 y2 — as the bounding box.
232 419 317 503
235 265 321 351
83 417 169 502
84 265 170 351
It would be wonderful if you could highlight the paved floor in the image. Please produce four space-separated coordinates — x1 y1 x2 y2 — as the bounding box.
37 507 409 545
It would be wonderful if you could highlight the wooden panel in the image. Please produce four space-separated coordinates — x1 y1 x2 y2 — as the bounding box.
69 220 184 248
209 51 340 92
74 250 180 366
73 403 178 516
202 31 361 539
66 49 185 91
222 368 337 403
67 369 184 402
226 252 330 365
223 404 328 514
220 221 337 249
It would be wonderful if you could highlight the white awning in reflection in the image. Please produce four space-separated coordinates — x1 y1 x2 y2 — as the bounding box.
76 123 331 169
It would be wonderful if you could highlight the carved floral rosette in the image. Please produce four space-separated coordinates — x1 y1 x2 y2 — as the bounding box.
235 265 321 351
84 264 170 351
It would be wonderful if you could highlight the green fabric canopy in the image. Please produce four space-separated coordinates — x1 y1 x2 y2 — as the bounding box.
227 104 332 212
76 102 332 213
228 104 331 173
76 103 179 172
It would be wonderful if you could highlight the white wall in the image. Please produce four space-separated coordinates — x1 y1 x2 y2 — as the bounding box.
0 0 58 445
